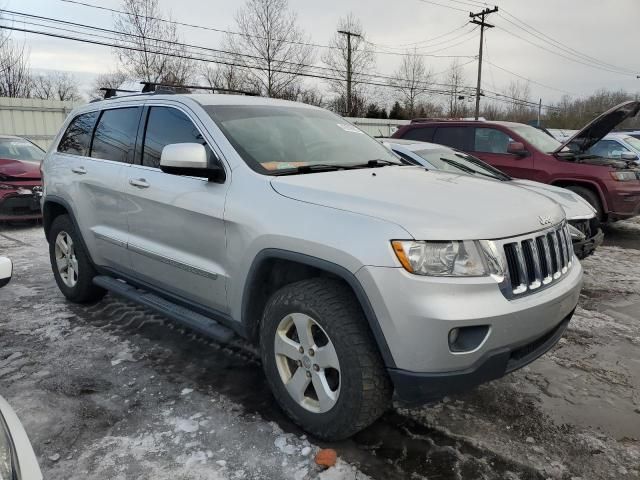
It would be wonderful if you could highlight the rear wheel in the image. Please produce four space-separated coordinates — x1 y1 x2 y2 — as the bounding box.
260 278 392 440
566 185 604 224
48 215 105 303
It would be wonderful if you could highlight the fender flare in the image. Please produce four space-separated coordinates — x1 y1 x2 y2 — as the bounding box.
241 248 396 368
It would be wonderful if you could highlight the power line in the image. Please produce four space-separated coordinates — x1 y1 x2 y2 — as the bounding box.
484 59 578 96
368 22 470 49
499 8 637 75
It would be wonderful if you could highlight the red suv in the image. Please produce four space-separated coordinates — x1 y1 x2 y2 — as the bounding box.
0 135 44 222
392 101 640 222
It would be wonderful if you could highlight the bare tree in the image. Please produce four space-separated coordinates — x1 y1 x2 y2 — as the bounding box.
322 14 375 117
227 0 313 98
0 34 32 98
31 72 82 101
445 59 470 118
390 49 432 118
503 80 534 122
114 0 194 84
89 70 131 99
200 64 257 93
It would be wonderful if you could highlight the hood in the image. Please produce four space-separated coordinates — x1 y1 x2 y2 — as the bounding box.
0 158 41 181
271 166 565 240
509 179 595 220
555 100 640 155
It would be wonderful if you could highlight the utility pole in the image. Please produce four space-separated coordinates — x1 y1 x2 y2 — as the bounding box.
470 6 498 120
537 98 542 127
338 29 361 116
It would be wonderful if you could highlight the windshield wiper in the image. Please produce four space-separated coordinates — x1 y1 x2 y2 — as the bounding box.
439 158 501 180
453 154 511 181
351 158 404 168
271 164 359 176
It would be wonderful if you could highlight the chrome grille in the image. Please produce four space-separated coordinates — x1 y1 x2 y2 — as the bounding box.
499 223 574 299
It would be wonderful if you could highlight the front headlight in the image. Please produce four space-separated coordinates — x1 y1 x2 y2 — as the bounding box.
609 171 638 182
0 413 15 480
391 240 504 277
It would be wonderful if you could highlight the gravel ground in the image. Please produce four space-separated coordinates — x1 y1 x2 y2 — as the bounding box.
0 219 639 479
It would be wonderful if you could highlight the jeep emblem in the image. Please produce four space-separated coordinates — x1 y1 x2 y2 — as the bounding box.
538 215 553 225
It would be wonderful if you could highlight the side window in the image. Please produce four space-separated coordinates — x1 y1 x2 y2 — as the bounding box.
432 127 473 150
589 140 630 159
402 126 435 142
142 106 215 168
57 111 99 156
90 107 141 163
474 128 514 154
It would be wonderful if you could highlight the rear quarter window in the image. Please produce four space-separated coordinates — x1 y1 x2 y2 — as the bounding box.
401 126 435 142
57 111 99 156
432 126 473 150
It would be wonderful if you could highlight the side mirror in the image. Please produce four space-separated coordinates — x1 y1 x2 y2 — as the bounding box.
620 151 639 161
160 143 225 182
0 257 12 288
507 142 527 157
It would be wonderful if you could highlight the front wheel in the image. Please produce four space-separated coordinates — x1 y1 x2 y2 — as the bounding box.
260 278 392 440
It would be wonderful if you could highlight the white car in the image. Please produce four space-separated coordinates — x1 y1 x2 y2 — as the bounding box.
0 257 43 480
587 132 640 163
382 139 603 258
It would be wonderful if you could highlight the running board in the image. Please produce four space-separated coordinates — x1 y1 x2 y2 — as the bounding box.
93 275 235 343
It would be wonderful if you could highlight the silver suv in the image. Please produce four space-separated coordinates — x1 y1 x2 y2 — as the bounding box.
41 93 583 439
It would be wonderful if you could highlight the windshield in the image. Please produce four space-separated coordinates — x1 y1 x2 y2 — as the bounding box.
0 138 45 163
411 147 510 180
205 105 400 174
622 135 640 151
508 124 562 154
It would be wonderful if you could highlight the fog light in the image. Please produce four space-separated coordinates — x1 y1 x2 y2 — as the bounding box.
448 328 460 346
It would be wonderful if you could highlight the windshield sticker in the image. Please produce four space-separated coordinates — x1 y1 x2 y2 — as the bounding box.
337 123 364 134
261 161 309 171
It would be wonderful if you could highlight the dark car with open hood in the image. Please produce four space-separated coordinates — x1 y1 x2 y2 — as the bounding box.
392 101 640 222
0 135 45 222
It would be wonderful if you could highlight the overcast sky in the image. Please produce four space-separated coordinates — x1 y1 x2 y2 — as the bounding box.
7 0 640 107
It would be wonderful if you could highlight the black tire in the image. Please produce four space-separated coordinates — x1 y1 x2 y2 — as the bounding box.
260 277 392 440
48 214 106 303
566 185 604 224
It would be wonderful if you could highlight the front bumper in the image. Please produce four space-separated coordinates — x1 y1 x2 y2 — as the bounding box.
356 258 582 403
572 228 604 259
0 191 42 220
388 313 572 406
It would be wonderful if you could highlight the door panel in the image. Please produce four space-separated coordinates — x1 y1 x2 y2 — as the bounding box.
124 105 229 313
470 127 535 179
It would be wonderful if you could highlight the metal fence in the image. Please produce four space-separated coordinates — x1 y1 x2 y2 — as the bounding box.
345 117 410 137
0 97 81 149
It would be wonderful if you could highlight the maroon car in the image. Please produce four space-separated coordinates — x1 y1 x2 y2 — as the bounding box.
392 101 640 222
0 135 45 222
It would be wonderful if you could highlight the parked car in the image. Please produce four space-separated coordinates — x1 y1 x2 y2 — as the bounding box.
392 101 640 222
382 138 603 258
42 93 582 439
587 132 640 163
0 256 44 480
0 135 45 222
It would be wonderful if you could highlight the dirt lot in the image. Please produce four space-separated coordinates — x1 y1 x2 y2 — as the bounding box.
1 219 639 479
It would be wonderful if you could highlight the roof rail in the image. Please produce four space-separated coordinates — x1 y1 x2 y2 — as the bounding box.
410 117 486 123
140 81 259 96
99 87 138 99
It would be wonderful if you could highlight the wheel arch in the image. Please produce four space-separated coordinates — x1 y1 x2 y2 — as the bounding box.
550 179 608 213
42 196 96 265
241 249 396 368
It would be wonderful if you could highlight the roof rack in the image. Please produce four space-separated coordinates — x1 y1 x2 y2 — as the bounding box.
140 81 259 96
99 87 138 99
410 117 486 123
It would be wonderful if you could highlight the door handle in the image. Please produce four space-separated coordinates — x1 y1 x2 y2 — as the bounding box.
129 178 150 188
71 166 87 175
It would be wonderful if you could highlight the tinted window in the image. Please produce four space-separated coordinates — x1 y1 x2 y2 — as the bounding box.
58 111 98 156
474 127 514 154
90 107 141 163
402 126 435 142
432 127 473 150
142 107 214 168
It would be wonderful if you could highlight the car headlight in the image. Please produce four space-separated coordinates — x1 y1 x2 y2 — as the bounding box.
609 171 638 181
0 413 15 480
391 240 504 277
